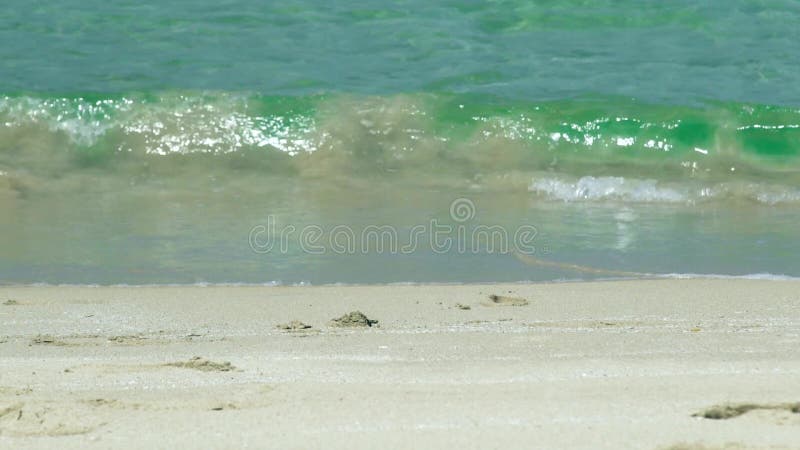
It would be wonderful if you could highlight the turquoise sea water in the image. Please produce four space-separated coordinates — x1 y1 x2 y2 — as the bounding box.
1 1 799 284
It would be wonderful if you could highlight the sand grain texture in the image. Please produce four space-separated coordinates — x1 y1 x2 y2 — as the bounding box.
1 279 799 449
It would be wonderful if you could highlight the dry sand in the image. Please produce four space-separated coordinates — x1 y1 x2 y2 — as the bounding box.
1 279 799 449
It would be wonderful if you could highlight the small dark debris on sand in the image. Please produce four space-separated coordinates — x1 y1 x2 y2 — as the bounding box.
693 402 800 419
30 335 71 346
277 320 313 331
484 294 529 307
84 398 118 407
330 311 378 328
32 335 56 344
3 299 19 306
166 356 235 372
455 303 471 310
211 403 237 411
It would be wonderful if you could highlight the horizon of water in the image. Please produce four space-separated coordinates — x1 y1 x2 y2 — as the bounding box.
2 1 799 285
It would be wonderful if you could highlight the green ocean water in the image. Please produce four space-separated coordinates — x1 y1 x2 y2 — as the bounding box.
1 1 799 284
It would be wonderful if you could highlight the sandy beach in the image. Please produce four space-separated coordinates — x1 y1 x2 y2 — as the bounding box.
1 279 799 449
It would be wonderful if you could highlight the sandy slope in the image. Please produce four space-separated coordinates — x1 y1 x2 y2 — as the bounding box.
1 280 799 449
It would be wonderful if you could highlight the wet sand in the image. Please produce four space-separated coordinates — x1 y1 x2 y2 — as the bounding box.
1 279 799 449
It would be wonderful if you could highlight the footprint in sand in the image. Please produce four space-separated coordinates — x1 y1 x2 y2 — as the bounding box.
164 356 236 372
29 335 74 347
693 402 800 419
692 402 800 426
107 335 149 344
0 401 102 437
329 311 379 328
30 334 131 347
276 320 317 332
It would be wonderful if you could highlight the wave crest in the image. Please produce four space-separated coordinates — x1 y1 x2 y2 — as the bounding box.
2 92 800 205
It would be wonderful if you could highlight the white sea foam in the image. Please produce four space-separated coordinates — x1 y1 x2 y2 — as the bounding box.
529 175 800 205
4 273 799 288
529 176 687 203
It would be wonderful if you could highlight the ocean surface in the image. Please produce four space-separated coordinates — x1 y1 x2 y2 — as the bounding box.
2 0 799 284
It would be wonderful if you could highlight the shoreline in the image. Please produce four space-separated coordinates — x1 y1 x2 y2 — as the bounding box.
2 279 799 449
2 271 799 289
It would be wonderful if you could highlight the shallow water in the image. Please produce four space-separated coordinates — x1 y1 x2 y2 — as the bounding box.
1 1 799 284
2 180 798 284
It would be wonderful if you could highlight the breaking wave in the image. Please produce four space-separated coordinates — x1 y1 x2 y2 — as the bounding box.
2 92 799 204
